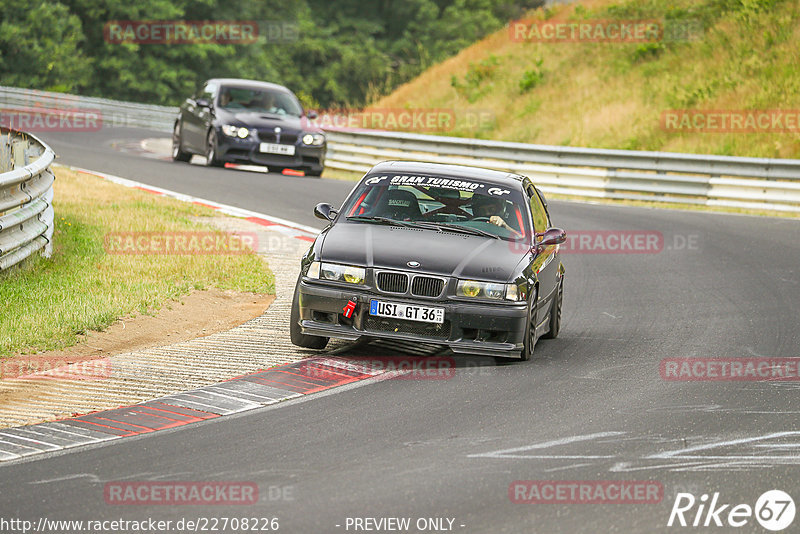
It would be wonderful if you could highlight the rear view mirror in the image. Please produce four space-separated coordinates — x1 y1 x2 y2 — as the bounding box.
314 203 338 221
306 110 319 120
535 227 567 249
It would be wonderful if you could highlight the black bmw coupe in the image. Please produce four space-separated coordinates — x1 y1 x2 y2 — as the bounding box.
172 78 325 176
290 161 566 360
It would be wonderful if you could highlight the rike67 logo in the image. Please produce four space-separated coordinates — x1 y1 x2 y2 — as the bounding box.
668 490 795 531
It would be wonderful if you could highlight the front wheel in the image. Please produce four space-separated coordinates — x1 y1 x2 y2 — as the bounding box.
172 121 191 162
520 286 538 361
290 277 329 349
205 129 223 167
542 278 563 340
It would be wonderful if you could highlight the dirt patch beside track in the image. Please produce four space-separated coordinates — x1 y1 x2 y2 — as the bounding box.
3 289 274 367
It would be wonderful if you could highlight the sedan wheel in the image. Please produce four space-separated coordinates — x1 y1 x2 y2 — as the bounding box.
520 287 538 361
171 122 191 162
205 130 223 167
542 278 563 339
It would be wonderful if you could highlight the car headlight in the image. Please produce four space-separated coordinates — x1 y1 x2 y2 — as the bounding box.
457 280 521 301
221 125 252 138
306 261 365 284
301 132 325 146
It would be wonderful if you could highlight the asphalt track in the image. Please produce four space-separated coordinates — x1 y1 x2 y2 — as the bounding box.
2 127 800 533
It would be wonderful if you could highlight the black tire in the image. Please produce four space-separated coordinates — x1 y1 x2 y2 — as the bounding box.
305 168 323 177
205 129 223 167
542 278 563 340
520 286 538 361
290 277 329 350
171 121 191 162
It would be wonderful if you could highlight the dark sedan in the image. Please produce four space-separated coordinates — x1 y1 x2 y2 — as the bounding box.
290 161 566 360
172 78 326 176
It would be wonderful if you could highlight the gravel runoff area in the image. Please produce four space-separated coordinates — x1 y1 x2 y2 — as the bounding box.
0 215 353 429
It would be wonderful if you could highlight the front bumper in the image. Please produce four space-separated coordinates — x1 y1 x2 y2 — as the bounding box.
297 280 528 357
216 135 325 172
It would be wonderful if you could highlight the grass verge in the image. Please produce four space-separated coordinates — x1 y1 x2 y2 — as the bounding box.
0 168 275 357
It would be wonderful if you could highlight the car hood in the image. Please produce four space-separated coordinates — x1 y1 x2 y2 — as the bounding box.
319 222 527 282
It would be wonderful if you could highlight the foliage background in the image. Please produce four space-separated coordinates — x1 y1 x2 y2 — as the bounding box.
0 0 543 107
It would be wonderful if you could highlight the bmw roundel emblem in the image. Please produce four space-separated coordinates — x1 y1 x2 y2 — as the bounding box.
407 261 420 268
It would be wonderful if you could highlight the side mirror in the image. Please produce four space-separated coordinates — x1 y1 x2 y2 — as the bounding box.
534 227 566 249
306 110 318 120
195 98 211 108
314 203 338 221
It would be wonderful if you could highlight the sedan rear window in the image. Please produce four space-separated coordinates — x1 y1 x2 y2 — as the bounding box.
342 173 530 241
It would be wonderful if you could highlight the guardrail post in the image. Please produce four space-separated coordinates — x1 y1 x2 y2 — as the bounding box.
0 135 11 173
12 138 29 167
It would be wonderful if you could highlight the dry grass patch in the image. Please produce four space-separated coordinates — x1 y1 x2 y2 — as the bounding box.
371 0 800 158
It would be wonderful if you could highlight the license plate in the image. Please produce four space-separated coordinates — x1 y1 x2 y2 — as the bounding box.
369 299 444 324
259 142 295 155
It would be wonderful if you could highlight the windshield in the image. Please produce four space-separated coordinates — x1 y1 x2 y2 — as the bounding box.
341 173 530 241
217 86 303 116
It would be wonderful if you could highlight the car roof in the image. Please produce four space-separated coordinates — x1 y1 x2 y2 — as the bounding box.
366 161 526 188
206 78 292 93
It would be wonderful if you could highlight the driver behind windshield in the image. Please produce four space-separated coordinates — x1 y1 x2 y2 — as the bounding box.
259 92 284 114
218 89 292 115
470 195 522 236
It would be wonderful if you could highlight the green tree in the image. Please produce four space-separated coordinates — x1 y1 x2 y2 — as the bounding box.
0 0 90 92
2 0 546 107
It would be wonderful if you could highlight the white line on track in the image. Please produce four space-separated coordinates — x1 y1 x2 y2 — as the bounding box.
467 431 626 459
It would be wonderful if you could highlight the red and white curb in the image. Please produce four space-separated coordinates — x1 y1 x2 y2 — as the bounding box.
55 163 321 243
0 357 388 463
0 165 449 462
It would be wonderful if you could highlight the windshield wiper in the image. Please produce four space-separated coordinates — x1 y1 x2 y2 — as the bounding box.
347 216 501 238
414 221 500 239
346 215 415 228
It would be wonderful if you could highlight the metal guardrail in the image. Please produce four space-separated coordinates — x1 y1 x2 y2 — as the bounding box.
324 130 800 213
0 86 177 132
3 85 799 213
0 128 56 270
